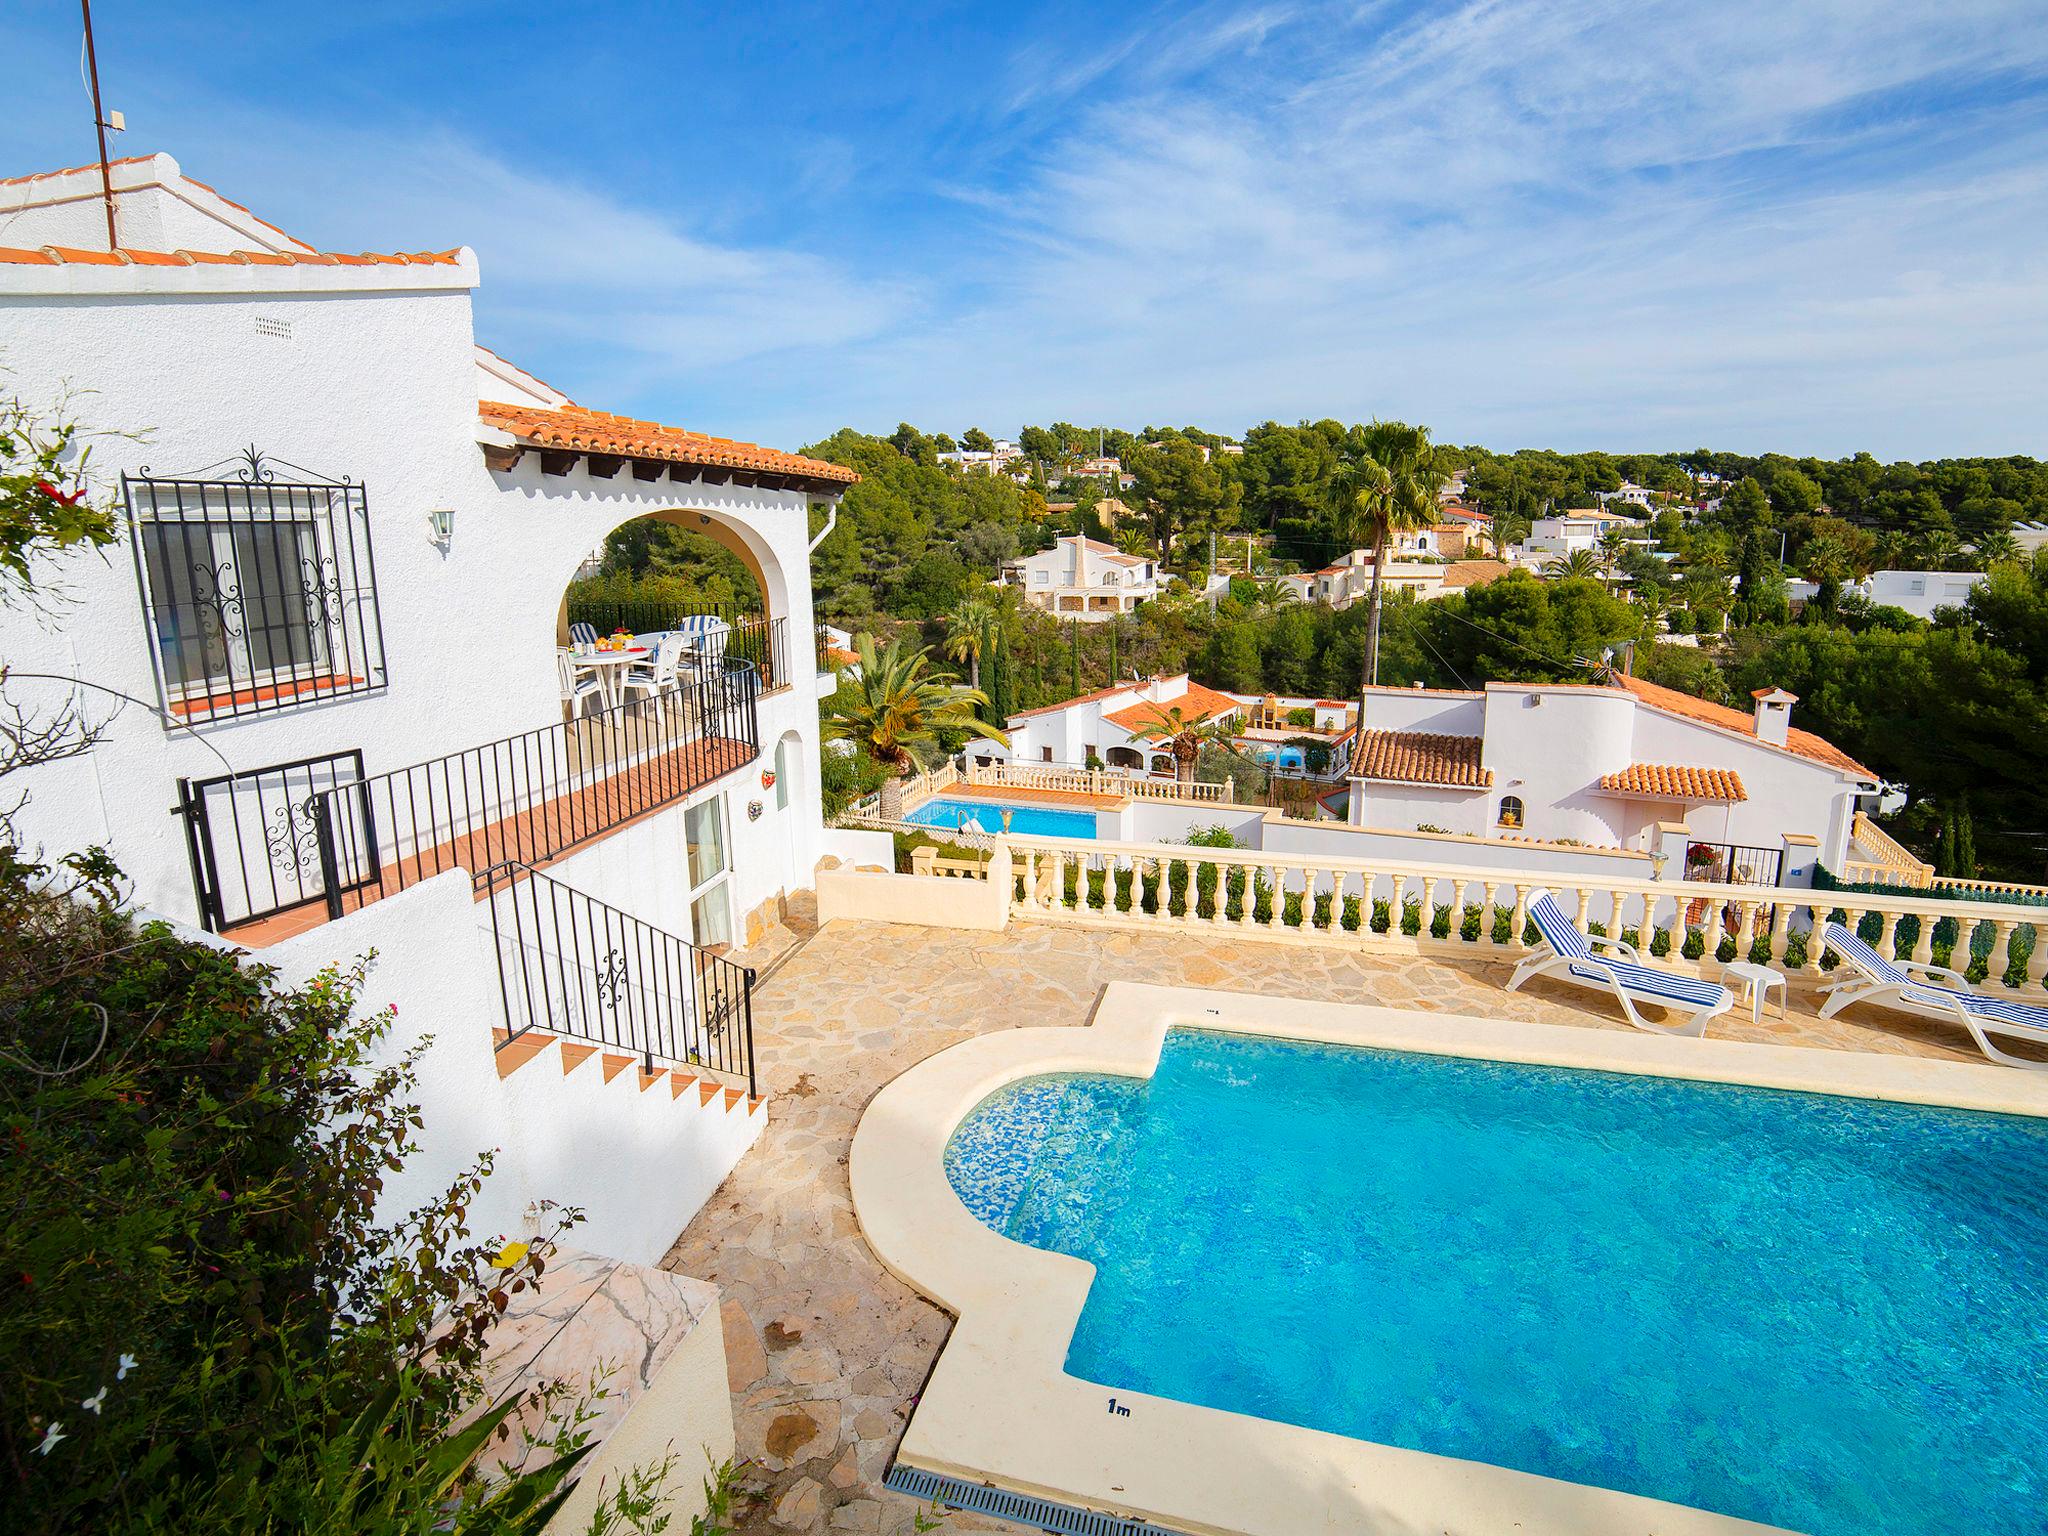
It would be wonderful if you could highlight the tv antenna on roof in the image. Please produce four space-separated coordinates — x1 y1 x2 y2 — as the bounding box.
80 0 125 251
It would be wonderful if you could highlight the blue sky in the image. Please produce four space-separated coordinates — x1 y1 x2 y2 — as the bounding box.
8 0 2048 458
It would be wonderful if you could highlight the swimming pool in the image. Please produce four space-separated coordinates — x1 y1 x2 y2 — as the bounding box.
902 797 1098 838
944 1028 2048 1536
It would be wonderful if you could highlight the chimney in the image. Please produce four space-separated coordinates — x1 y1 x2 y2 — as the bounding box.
1751 687 1796 747
1072 534 1088 590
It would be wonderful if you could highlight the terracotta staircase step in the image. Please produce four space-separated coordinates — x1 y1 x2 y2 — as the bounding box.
747 1095 767 1116
559 1042 599 1075
669 1072 699 1099
636 1066 666 1093
495 1031 556 1079
698 1080 721 1106
721 1087 744 1112
600 1053 634 1083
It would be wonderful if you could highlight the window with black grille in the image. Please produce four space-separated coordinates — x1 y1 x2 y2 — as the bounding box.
122 456 389 724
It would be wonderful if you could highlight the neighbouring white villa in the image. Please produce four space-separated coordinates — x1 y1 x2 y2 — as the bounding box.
1337 675 1880 877
964 665 1882 881
1505 505 1648 566
1279 551 1508 607
0 154 866 1511
1786 567 1987 620
1002 532 1160 618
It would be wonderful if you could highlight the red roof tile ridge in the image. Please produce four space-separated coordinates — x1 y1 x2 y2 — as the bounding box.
1613 674 1873 778
475 400 857 484
0 242 462 269
0 154 158 188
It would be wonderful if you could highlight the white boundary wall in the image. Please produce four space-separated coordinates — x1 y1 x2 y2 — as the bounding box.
261 874 764 1263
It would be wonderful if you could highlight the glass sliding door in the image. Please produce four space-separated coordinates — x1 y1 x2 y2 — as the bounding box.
684 797 733 948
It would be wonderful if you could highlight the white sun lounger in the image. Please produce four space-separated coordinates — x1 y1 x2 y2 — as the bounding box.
1819 921 2048 1069
1507 889 1734 1037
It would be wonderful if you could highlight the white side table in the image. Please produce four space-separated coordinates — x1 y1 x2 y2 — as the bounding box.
1722 960 1787 1025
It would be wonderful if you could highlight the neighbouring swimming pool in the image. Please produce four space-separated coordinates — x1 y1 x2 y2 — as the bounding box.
903 798 1098 838
943 1029 2048 1535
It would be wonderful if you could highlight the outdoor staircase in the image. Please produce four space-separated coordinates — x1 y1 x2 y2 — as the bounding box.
491 1026 766 1117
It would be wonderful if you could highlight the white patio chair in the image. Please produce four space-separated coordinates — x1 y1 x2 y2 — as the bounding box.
1507 888 1734 1037
557 647 605 719
1818 921 2048 1069
621 631 687 708
568 621 599 649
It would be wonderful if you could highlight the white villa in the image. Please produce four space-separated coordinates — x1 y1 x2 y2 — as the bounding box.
1506 505 1648 566
1786 567 1986 620
1597 480 1656 508
1338 676 1880 875
1279 552 1508 607
1002 532 1159 619
21 157 2048 1536
987 674 1249 770
0 152 851 1269
936 437 1023 473
970 664 1882 881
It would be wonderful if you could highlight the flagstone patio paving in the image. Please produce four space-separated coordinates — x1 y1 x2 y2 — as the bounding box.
663 911 1988 1534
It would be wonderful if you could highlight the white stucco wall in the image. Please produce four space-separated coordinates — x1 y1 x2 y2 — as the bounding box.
260 874 764 1264
0 270 828 930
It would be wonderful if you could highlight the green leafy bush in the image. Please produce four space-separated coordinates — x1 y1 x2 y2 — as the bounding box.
0 860 655 1536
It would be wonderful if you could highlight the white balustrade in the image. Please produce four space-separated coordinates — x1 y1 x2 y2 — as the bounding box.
984 833 2048 999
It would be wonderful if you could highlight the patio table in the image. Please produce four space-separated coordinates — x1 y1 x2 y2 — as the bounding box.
568 647 647 711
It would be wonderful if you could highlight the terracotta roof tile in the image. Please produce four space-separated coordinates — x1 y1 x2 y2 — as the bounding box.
0 155 158 187
1442 559 1511 588
1613 674 1874 778
477 401 857 487
1007 677 1158 722
1104 682 1242 733
0 244 462 269
1598 763 1748 802
1349 729 1492 787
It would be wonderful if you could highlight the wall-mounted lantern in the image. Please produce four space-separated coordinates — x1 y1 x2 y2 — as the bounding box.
427 508 455 548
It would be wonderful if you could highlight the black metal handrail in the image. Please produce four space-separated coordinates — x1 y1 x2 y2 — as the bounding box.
564 598 790 692
481 861 757 1096
310 658 760 919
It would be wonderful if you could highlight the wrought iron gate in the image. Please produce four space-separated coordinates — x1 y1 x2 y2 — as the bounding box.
176 749 372 931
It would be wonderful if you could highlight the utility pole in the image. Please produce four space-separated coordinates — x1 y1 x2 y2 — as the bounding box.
81 0 119 250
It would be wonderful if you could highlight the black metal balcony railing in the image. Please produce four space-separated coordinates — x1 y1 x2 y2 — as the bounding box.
564 597 789 693
482 861 757 1096
310 659 760 921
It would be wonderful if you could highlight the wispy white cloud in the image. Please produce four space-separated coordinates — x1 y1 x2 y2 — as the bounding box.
836 0 2048 455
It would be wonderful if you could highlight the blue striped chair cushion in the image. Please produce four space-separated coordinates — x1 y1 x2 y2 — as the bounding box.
1823 923 1913 986
1899 983 2048 1032
1529 893 1594 960
1568 958 1730 1011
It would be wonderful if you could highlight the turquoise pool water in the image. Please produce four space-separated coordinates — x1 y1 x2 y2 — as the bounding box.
943 1030 2048 1535
903 798 1097 838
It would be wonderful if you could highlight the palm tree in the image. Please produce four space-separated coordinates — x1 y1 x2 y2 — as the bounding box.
1974 530 2023 569
1114 527 1151 557
1800 534 1853 613
822 634 1003 820
1327 420 1446 698
1252 576 1297 609
1125 703 1231 785
940 596 1000 690
1545 549 1604 581
1596 524 1634 576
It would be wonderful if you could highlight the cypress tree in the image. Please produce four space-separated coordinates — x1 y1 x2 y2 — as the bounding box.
1954 792 1977 879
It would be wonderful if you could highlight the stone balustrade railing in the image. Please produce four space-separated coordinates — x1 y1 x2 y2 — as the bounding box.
990 834 2048 997
1848 811 1934 883
897 760 960 813
965 761 1226 803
